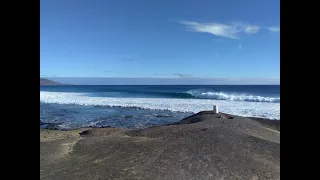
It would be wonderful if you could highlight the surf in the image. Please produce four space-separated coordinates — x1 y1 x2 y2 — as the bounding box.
40 91 280 120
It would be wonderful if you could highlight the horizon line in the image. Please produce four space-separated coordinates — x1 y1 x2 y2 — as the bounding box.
41 77 279 85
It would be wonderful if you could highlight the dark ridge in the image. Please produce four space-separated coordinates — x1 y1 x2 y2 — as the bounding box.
40 78 62 85
167 111 279 130
168 111 216 125
40 121 60 130
79 130 90 136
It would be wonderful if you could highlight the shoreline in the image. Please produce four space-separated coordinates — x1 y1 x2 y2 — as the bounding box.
40 112 280 131
40 111 280 180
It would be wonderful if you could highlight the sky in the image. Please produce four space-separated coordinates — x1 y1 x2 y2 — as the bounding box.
40 0 280 85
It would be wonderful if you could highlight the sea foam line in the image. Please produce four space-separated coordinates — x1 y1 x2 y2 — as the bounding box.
40 91 280 120
186 90 280 103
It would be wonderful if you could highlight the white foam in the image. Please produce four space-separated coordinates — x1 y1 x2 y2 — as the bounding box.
40 91 280 120
187 90 280 102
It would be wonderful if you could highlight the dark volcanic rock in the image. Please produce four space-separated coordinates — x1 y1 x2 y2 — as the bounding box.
40 121 60 130
40 111 280 180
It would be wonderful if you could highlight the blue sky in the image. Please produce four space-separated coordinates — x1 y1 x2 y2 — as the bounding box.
40 0 279 84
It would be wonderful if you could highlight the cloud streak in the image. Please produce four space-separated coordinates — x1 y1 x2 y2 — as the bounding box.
268 26 280 32
154 73 195 78
180 21 260 39
243 25 260 34
173 73 194 78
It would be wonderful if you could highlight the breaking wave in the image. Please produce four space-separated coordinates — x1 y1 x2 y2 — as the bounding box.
186 90 280 103
40 91 280 120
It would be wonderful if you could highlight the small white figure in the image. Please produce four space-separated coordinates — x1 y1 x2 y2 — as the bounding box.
213 105 219 114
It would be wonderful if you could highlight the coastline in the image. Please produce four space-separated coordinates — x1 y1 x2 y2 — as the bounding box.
40 111 280 180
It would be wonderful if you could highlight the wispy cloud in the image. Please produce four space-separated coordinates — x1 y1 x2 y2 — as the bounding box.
238 44 243 49
180 21 260 39
173 73 194 78
154 73 195 78
243 25 260 34
268 26 280 32
104 70 112 72
154 73 169 76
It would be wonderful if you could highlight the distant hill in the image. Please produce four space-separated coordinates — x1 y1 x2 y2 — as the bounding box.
40 78 62 85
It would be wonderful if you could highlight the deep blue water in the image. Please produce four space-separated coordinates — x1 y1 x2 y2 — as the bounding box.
40 85 280 129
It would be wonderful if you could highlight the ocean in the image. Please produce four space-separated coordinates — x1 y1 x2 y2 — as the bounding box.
40 85 280 129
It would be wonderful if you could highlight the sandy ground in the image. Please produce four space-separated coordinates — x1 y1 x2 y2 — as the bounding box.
40 111 280 180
